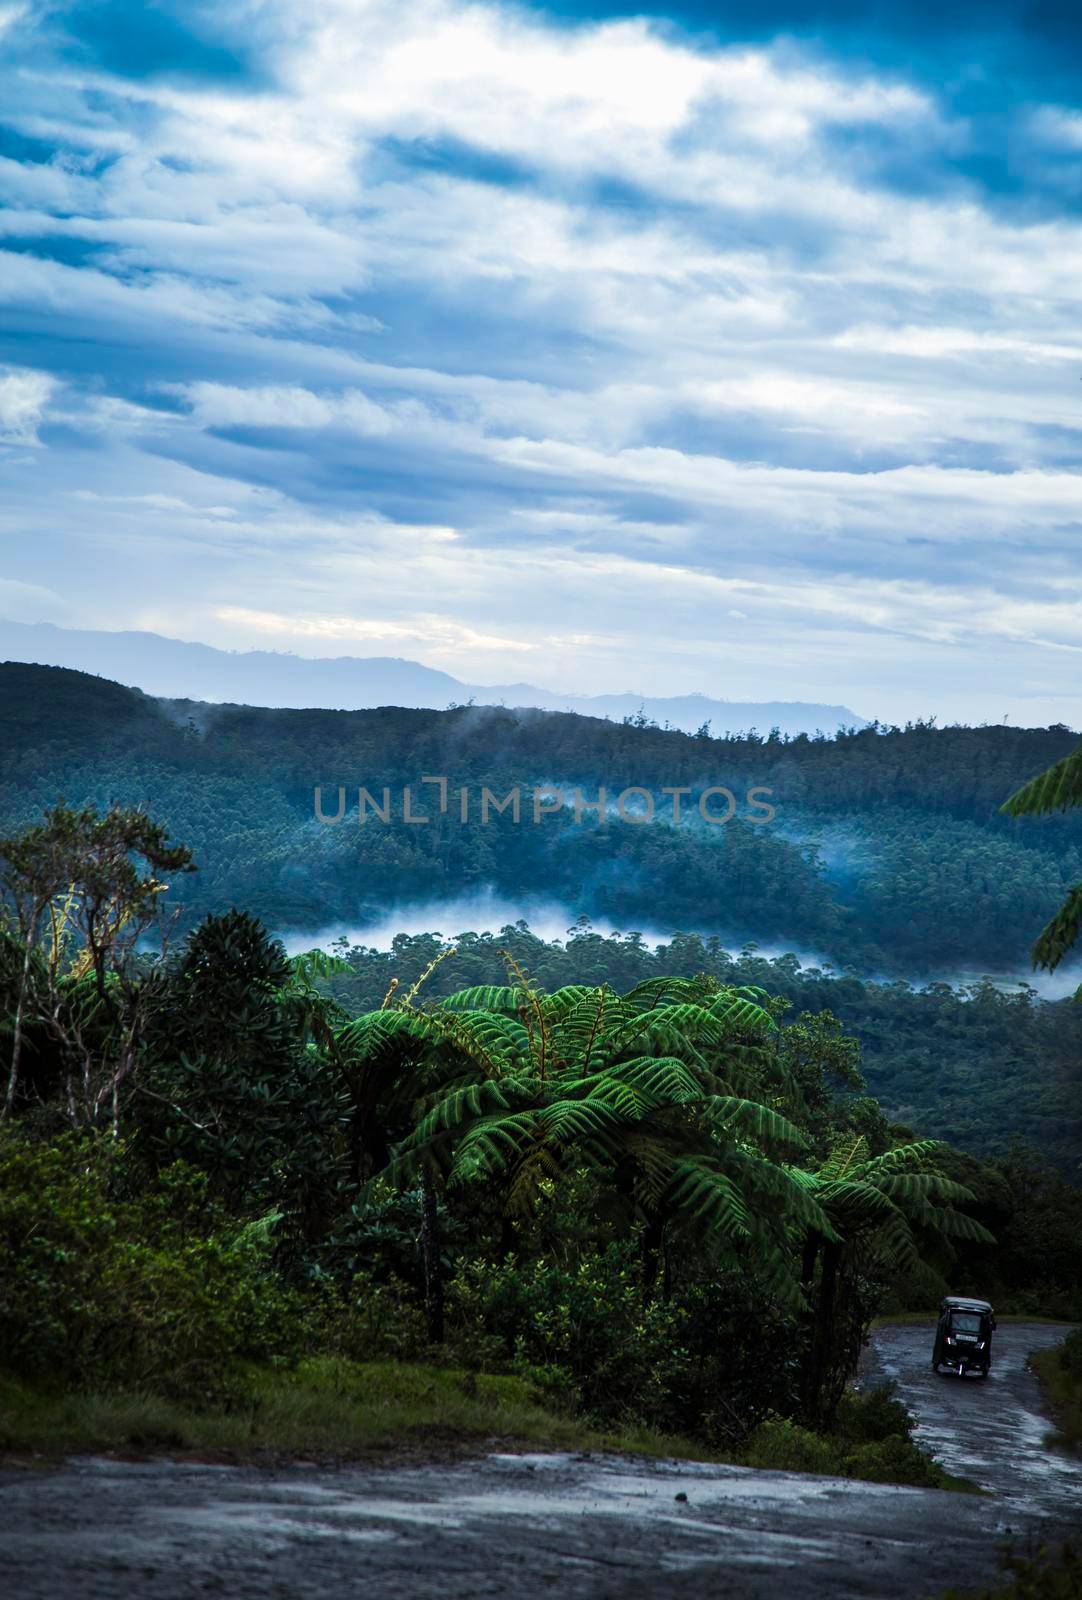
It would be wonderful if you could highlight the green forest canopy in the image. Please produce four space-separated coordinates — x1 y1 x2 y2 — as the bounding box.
3 661 1081 980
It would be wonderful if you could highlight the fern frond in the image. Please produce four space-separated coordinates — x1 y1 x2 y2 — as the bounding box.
407 1079 514 1147
707 989 777 1033
876 1172 977 1206
1001 744 1082 817
924 1206 997 1245
446 1111 542 1185
500 949 550 1077
553 987 613 1074
439 984 522 1014
536 1097 628 1144
857 1139 949 1176
588 1054 705 1105
706 1096 808 1149
665 1158 753 1239
290 949 352 982
621 976 716 1013
427 1010 523 1080
819 1134 869 1181
1030 883 1082 972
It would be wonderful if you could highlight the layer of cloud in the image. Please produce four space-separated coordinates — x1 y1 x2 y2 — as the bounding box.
0 0 1079 722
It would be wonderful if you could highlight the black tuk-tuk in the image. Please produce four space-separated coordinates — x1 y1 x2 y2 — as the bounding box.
932 1296 995 1378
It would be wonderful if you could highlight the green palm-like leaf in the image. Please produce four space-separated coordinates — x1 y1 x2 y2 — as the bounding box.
924 1206 997 1245
819 1134 869 1182
664 1157 753 1239
1001 745 1082 817
581 1053 705 1105
1029 883 1082 973
552 986 616 1073
875 1172 977 1206
707 990 776 1032
445 1110 543 1184
289 949 352 982
1001 743 1082 969
440 984 523 1014
857 1139 949 1176
536 1096 631 1143
407 1078 514 1147
621 976 715 1013
706 1096 808 1149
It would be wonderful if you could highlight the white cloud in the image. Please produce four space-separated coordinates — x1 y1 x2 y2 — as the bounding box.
214 604 531 652
180 382 393 435
0 0 1079 722
0 576 66 620
0 366 53 444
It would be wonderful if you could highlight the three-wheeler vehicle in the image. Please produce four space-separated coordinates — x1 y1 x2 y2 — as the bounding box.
932 1296 996 1378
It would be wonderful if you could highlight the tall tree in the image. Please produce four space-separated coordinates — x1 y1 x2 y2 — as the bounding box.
0 804 193 1125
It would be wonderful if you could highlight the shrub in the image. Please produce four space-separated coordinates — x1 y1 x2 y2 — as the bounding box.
743 1383 946 1488
834 1380 915 1446
313 1271 430 1364
841 1432 944 1487
0 1132 305 1395
447 1243 690 1428
662 1275 800 1443
1060 1330 1082 1381
743 1416 839 1475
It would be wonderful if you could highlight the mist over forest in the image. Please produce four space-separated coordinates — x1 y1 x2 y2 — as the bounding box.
4 661 1080 982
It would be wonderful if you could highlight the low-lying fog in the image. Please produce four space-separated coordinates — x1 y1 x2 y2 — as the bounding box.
280 887 829 967
281 887 1082 1000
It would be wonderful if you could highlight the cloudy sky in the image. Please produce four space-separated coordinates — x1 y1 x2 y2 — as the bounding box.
1 0 1081 724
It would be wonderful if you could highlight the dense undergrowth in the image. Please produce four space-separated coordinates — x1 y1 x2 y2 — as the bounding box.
0 1128 945 1481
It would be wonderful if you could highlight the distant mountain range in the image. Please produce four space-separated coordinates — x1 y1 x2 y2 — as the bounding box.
0 620 864 736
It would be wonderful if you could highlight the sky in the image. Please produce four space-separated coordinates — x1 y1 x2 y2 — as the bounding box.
1 0 1081 726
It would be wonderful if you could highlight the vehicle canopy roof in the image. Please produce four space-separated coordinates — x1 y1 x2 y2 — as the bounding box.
941 1296 994 1315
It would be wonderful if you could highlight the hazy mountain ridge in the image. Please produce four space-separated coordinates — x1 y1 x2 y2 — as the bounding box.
2 660 1080 989
0 620 864 736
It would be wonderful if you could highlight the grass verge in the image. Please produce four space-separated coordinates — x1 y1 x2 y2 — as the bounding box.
1029 1336 1082 1453
0 1360 971 1492
0 1359 725 1469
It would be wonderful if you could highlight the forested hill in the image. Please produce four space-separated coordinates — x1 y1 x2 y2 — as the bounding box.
2 661 1081 978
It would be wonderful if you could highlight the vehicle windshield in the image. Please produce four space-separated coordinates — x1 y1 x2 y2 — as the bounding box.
949 1312 983 1333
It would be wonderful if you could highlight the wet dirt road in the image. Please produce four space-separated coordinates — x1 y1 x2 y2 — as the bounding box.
2 1322 1078 1600
861 1320 1081 1522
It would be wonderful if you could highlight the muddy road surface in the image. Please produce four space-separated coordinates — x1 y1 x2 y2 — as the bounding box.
3 1322 1078 1600
861 1320 1080 1521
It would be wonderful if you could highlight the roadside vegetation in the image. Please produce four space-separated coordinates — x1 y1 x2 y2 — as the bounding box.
945 1543 1082 1599
1030 1331 1082 1453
